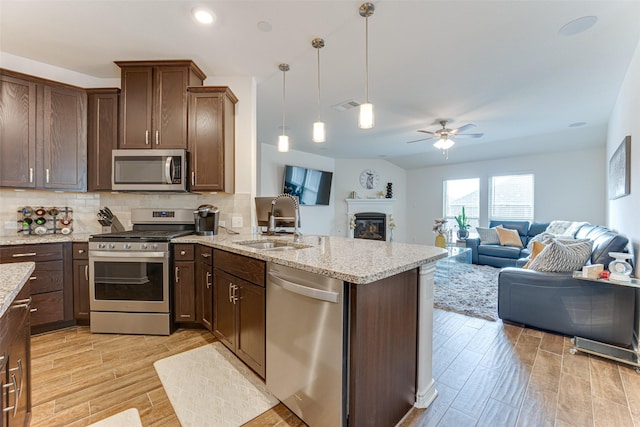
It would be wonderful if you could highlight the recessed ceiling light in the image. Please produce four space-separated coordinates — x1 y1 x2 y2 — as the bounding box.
559 16 597 36
569 121 587 127
257 21 272 32
192 7 216 25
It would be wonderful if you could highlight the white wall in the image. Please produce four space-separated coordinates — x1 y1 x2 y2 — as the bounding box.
607 38 640 269
406 148 606 245
259 144 335 236
333 159 407 243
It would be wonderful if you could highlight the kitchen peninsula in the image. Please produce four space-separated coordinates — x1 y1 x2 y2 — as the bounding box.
174 232 447 426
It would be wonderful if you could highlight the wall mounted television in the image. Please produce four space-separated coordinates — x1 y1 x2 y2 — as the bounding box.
282 165 333 206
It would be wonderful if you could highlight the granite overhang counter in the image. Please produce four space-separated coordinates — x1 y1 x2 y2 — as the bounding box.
171 233 448 284
0 233 92 246
0 262 35 317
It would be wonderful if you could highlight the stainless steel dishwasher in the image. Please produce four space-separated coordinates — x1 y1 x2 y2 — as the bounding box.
266 262 347 427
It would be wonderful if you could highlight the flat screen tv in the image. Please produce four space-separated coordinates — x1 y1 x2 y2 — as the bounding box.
283 165 333 206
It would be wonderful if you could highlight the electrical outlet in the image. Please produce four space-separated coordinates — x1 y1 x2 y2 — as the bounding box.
218 220 226 227
4 221 18 229
231 216 243 228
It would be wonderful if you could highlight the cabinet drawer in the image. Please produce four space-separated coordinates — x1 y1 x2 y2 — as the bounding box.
31 291 64 326
196 245 213 265
0 243 63 263
72 242 89 260
30 260 64 294
174 244 194 261
214 249 265 287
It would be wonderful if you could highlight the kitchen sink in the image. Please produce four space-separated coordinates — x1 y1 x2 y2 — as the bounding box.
234 240 311 251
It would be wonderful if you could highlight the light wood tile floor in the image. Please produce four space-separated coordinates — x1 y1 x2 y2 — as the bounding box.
31 310 640 426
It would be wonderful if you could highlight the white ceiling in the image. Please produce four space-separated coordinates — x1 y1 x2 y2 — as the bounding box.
2 1 639 169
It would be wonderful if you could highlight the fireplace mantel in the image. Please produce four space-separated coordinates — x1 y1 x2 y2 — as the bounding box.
346 198 395 240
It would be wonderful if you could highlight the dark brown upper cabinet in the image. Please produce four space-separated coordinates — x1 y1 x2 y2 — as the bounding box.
188 86 237 193
0 69 87 191
115 60 206 149
86 88 119 191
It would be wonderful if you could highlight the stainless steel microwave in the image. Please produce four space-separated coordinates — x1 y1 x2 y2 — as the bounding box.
112 149 187 192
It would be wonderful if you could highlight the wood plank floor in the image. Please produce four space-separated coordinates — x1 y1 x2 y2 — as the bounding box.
31 310 640 426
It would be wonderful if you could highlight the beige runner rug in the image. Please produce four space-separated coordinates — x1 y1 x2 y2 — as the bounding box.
154 341 278 426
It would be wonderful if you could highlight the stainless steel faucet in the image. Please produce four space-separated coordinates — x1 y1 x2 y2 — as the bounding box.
267 193 302 242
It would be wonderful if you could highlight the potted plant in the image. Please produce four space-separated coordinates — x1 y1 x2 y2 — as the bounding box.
454 207 470 240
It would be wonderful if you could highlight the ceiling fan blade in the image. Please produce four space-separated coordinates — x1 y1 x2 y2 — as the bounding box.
406 135 435 144
417 130 437 135
450 123 476 134
453 133 484 139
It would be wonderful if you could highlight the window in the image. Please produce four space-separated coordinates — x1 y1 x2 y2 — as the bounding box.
489 174 534 221
443 178 480 230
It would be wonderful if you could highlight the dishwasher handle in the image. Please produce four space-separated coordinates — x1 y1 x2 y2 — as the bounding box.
268 271 339 303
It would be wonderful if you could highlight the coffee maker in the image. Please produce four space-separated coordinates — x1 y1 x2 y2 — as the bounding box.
194 204 219 236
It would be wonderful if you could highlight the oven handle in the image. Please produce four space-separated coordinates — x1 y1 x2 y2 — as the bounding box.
89 251 168 260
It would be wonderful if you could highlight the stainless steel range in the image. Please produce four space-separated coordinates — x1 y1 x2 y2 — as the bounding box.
88 208 195 335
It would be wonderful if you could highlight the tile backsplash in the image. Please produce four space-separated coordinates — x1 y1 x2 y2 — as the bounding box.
0 189 251 237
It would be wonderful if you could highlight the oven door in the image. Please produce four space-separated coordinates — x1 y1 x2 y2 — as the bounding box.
89 250 169 313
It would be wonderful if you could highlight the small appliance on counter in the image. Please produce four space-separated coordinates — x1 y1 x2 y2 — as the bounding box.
17 206 74 235
194 204 220 236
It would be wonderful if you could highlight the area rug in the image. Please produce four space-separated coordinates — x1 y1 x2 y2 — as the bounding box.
88 408 142 427
153 342 279 427
434 262 500 321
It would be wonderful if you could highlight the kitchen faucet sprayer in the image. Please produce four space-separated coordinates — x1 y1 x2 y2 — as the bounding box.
267 193 302 242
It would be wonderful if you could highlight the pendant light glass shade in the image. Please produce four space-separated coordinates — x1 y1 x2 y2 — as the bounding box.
433 137 454 150
311 38 326 143
313 121 326 143
359 3 375 129
278 63 290 152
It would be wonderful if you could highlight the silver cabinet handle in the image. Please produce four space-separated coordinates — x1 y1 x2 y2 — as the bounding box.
175 266 180 283
9 359 23 398
201 253 211 258
0 352 6 371
78 249 85 254
180 250 186 256
12 298 31 310
228 282 233 303
231 283 239 304
155 130 159 145
46 168 50 183
206 272 212 288
30 307 38 313
12 252 37 258
145 130 149 145
3 374 18 416
191 171 195 186
84 265 89 281
29 167 34 183
29 276 37 281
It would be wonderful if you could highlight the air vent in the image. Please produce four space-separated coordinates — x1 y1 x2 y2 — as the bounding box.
332 99 361 112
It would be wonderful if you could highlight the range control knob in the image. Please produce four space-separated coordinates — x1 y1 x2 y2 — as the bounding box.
141 243 148 250
108 243 115 249
150 244 158 250
98 243 106 249
124 243 131 249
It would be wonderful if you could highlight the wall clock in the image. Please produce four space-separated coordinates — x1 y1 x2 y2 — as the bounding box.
359 169 380 189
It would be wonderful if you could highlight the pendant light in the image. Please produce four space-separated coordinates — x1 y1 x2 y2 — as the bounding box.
358 3 375 129
278 63 290 152
311 38 326 143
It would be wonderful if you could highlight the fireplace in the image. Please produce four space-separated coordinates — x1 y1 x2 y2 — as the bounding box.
353 212 386 241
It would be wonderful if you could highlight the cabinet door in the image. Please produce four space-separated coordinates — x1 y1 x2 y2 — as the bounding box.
153 67 189 149
0 74 36 188
7 307 30 427
42 84 87 191
188 87 237 192
119 67 153 148
87 89 119 191
72 259 90 323
174 261 195 322
237 281 265 378
213 269 236 351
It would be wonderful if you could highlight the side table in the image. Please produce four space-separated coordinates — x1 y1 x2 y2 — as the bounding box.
569 272 640 373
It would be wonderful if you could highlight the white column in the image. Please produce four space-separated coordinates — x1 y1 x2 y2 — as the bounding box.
415 261 438 408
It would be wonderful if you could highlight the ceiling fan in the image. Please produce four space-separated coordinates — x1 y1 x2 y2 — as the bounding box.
407 120 484 149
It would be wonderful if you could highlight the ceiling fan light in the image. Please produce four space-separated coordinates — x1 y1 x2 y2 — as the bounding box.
192 7 216 24
278 135 289 152
313 121 326 143
358 102 374 129
441 138 454 150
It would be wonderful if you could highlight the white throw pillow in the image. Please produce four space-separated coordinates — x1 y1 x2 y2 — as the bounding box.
476 227 500 245
562 221 590 237
545 220 573 235
527 238 593 272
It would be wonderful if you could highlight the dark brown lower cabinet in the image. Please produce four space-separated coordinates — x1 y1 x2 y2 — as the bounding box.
174 260 195 323
72 242 90 325
196 245 213 331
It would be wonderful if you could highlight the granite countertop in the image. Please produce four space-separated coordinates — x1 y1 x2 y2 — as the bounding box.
0 262 35 318
173 233 448 284
0 233 92 246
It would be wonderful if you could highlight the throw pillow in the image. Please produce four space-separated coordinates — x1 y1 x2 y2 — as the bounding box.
526 232 557 250
476 227 500 245
496 226 523 248
527 239 593 272
562 221 590 237
523 241 547 269
545 220 573 235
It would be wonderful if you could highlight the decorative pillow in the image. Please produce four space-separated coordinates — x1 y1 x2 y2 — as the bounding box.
495 226 523 248
545 220 573 235
562 221 590 237
527 239 593 272
523 241 547 269
526 232 557 250
476 227 500 245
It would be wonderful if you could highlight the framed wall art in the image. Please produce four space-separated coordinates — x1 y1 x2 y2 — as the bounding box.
608 135 631 200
